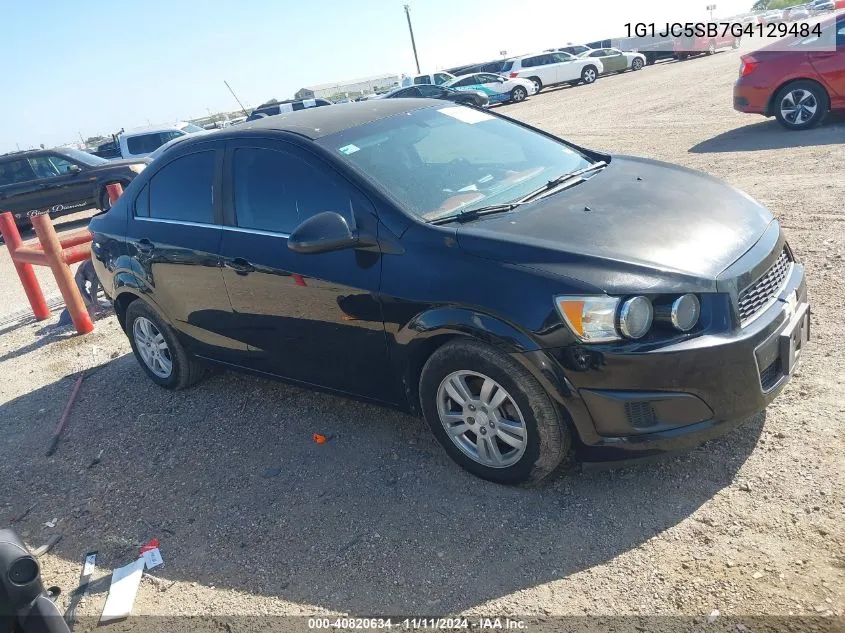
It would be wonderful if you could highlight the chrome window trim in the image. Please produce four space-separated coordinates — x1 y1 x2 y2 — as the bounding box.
134 217 220 230
134 216 291 238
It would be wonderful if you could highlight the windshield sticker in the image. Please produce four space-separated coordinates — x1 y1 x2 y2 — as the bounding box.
438 106 494 124
338 144 360 155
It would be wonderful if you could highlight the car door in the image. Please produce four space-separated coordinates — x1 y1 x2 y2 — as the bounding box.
218 138 395 403
602 49 628 72
0 157 45 222
809 21 845 106
550 52 577 82
128 140 245 361
28 154 94 209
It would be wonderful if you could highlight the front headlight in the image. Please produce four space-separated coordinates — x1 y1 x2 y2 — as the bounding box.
555 295 621 343
129 163 146 174
555 295 654 342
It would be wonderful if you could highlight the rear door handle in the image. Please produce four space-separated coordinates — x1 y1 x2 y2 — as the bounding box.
137 238 154 255
224 257 255 275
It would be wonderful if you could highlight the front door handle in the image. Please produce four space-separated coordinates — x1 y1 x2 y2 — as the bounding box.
137 238 154 255
224 257 255 275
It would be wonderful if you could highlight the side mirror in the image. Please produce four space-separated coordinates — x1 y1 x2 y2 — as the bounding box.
68 164 82 174
288 211 360 254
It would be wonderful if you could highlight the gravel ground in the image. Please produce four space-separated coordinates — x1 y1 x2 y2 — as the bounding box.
1 37 843 631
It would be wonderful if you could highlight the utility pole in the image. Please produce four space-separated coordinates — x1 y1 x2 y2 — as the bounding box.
224 80 250 117
404 4 421 74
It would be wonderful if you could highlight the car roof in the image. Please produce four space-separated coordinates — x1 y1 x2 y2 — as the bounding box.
231 99 437 140
122 123 188 136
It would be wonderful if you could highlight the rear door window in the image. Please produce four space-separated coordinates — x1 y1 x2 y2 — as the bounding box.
0 159 37 185
148 150 216 224
434 73 453 85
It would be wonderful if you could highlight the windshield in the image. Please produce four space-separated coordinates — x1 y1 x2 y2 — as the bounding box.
58 147 109 166
180 123 206 133
319 105 591 221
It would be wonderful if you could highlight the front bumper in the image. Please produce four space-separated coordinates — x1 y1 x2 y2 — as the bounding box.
536 264 808 461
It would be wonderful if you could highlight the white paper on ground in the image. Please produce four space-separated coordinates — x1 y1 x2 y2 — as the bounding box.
100 557 145 623
142 547 163 569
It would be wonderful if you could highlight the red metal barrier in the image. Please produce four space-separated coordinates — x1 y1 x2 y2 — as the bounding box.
0 183 124 334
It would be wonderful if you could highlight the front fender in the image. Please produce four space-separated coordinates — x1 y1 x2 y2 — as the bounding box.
394 306 539 352
392 306 579 414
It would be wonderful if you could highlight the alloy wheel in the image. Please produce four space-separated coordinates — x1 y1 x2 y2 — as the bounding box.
513 87 526 102
436 370 528 468
780 89 818 126
584 68 596 83
133 316 173 378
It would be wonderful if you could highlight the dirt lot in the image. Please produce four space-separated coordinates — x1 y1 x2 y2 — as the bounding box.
1 38 843 631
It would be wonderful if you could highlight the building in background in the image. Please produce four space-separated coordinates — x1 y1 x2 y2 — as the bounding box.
295 74 401 101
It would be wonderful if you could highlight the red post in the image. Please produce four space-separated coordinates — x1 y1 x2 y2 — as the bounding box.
107 183 124 206
0 212 50 320
31 214 93 334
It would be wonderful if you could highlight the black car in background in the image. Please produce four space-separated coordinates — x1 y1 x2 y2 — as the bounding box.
383 84 489 107
0 148 148 229
89 100 808 485
246 99 334 122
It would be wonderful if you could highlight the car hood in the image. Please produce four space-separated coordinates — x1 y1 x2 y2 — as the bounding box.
455 156 774 292
96 157 151 168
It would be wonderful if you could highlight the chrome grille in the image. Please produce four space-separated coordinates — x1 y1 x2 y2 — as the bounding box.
737 247 792 324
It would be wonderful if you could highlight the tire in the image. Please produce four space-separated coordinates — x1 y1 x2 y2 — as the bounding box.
419 339 569 485
510 85 528 103
528 76 543 93
773 80 828 130
580 65 598 85
631 57 644 71
707 40 716 56
125 300 208 390
732 37 741 49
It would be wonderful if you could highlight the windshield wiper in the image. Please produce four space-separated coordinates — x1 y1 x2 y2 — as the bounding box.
522 160 608 202
428 201 528 225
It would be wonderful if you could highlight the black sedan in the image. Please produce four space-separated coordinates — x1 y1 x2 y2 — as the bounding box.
382 84 489 107
0 148 148 230
89 100 809 484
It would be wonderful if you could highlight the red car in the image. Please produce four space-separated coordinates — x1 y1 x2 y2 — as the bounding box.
733 15 845 129
674 31 741 59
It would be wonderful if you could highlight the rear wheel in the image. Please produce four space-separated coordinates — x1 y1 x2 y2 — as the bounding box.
125 300 208 390
631 57 644 71
580 65 598 85
510 85 528 102
420 339 569 485
707 40 716 55
732 37 741 49
528 76 543 93
773 80 828 130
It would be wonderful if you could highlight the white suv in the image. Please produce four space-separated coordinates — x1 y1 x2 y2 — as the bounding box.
501 52 603 93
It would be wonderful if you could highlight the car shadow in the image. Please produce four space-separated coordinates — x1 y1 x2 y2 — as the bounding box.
1 355 764 614
689 116 845 153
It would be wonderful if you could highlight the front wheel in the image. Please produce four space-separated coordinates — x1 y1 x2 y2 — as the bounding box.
707 40 716 55
732 37 741 49
420 339 569 485
510 86 528 102
773 80 828 130
580 65 598 84
632 57 644 71
125 300 208 389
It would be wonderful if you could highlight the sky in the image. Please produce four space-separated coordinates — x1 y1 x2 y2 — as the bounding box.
0 0 754 152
